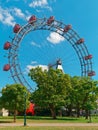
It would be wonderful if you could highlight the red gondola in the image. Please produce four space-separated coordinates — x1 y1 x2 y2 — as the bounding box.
4 42 11 50
84 55 92 60
3 64 11 71
76 38 84 44
63 25 72 32
47 16 54 25
88 71 95 76
13 24 21 33
28 15 37 24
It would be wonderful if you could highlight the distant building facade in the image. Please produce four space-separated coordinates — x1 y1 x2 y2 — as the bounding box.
0 108 9 116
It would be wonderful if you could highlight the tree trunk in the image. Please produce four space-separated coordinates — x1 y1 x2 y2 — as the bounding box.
88 110 92 122
49 104 56 119
14 110 17 122
76 105 80 117
67 105 72 116
85 109 89 119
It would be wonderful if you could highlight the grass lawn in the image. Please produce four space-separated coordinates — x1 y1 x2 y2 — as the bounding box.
0 116 98 130
0 116 98 123
0 115 97 123
0 126 98 130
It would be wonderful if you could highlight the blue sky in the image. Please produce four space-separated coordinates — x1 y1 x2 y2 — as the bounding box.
0 0 98 90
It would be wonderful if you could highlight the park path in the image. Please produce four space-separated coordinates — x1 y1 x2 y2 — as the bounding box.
0 123 98 127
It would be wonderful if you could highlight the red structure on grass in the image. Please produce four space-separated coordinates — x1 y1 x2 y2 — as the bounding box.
26 102 35 116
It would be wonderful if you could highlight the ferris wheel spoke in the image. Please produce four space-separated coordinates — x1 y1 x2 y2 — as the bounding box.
3 15 95 91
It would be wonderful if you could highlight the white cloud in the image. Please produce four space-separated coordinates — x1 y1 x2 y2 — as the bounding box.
47 32 65 44
12 8 31 22
36 9 42 12
25 10 31 20
0 7 15 26
25 64 48 73
26 65 34 72
29 0 47 7
31 61 37 65
31 41 41 48
0 13 3 21
14 8 25 19
0 6 30 26
38 65 48 71
29 0 52 11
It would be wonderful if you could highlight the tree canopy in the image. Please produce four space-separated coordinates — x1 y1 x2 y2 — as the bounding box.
29 67 98 119
65 76 98 118
29 67 71 119
0 84 30 122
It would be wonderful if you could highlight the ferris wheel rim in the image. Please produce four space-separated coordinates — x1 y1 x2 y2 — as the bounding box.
6 16 93 91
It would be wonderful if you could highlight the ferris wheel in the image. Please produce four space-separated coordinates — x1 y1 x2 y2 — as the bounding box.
3 15 95 91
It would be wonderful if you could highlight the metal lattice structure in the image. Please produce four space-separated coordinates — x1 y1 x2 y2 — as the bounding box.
3 16 95 91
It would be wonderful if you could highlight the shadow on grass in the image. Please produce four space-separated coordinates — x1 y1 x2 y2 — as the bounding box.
0 121 14 123
17 116 78 121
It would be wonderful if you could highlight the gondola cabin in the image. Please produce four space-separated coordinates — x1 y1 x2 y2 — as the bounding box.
63 25 72 32
88 71 95 76
76 38 84 44
4 42 11 50
84 55 92 60
47 16 54 25
3 64 11 71
13 24 21 33
28 15 37 24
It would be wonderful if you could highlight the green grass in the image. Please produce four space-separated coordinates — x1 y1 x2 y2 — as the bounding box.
0 116 98 130
0 126 98 130
0 116 98 123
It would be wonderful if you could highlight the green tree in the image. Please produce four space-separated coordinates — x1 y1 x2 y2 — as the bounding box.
65 76 80 116
82 79 98 120
65 76 98 118
29 67 71 119
0 84 30 122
